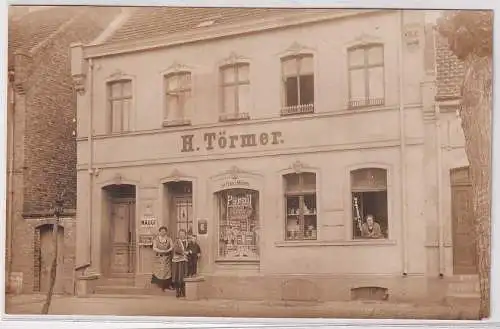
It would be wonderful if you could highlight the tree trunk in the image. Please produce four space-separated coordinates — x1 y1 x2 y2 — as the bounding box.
459 54 492 319
41 222 59 314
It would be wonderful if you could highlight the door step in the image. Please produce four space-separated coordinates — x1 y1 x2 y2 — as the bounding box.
94 285 173 296
99 277 135 287
444 294 480 308
445 275 480 308
447 275 479 295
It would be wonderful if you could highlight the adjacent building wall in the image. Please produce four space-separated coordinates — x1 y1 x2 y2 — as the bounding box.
8 6 120 294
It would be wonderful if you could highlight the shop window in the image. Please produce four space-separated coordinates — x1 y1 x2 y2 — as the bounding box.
164 71 192 126
351 168 388 239
107 79 132 133
348 44 385 108
220 63 250 121
217 189 259 260
281 55 315 116
284 172 317 240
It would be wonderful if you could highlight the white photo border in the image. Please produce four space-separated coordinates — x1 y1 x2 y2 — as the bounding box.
1 0 499 328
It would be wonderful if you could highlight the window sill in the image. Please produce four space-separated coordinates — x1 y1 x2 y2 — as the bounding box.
219 112 250 122
162 119 191 127
215 258 259 264
274 239 396 247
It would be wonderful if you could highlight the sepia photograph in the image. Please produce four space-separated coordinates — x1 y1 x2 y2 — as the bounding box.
3 3 494 322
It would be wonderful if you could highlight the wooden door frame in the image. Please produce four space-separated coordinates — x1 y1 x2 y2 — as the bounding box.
37 224 65 294
163 181 194 239
109 197 137 275
450 166 477 275
169 194 193 239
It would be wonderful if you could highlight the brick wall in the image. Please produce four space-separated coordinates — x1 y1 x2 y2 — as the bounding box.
435 33 466 99
9 7 120 294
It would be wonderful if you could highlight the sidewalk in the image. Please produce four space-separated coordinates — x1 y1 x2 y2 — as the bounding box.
4 294 479 320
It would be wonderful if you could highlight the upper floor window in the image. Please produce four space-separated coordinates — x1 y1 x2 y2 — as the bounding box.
220 63 250 122
348 44 385 109
108 79 132 134
164 72 192 126
351 168 388 239
281 54 315 116
284 172 317 241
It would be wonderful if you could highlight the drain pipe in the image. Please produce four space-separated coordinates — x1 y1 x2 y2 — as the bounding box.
87 58 94 270
7 70 16 279
398 9 409 276
436 104 445 277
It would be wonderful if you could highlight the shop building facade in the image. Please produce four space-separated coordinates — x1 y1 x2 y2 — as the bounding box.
71 8 475 302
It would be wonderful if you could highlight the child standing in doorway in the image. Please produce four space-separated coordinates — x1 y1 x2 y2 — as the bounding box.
186 234 201 277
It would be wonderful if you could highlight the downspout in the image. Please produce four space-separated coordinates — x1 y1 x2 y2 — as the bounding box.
7 71 16 280
398 10 409 276
436 104 445 277
88 58 94 269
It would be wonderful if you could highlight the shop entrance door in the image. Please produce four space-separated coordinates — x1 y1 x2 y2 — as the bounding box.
110 199 136 274
165 181 194 239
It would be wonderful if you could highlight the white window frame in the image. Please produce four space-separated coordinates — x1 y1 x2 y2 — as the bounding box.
219 63 251 122
163 71 192 127
107 79 132 134
347 43 385 109
281 54 315 116
350 167 389 240
283 172 318 241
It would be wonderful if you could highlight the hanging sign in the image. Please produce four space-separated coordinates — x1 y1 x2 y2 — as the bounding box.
198 219 208 235
141 215 157 227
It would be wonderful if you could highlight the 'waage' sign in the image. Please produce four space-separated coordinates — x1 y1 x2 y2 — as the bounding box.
181 130 284 153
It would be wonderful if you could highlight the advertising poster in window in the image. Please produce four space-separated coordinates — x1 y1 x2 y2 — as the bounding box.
219 189 258 259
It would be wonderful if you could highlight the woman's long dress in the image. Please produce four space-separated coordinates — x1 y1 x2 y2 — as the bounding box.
171 239 188 289
151 236 173 290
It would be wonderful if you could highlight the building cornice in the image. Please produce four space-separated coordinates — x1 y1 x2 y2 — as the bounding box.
77 137 424 171
83 9 385 59
76 103 423 142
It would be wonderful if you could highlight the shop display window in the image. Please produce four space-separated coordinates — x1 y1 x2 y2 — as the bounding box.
217 189 259 259
351 168 389 239
284 172 317 240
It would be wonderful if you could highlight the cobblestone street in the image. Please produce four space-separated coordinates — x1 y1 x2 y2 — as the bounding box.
4 294 479 320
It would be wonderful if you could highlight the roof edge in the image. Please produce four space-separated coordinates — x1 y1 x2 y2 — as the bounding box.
29 8 88 56
83 8 385 59
89 7 136 46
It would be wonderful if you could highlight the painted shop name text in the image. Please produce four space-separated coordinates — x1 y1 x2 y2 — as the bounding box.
181 131 284 152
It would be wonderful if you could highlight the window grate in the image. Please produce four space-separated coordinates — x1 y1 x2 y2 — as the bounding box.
280 103 315 116
349 97 385 109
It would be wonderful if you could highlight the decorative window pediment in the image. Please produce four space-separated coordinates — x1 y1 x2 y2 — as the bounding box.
279 41 315 58
344 33 383 51
218 52 251 67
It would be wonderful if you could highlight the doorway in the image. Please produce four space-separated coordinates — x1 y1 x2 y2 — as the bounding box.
450 167 477 275
102 184 136 276
164 181 193 239
39 224 65 294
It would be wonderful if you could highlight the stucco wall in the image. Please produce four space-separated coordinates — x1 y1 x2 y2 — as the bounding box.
73 10 473 298
76 10 426 138
78 142 434 277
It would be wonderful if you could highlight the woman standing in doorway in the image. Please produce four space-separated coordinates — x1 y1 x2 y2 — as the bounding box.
151 226 174 292
172 229 189 298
